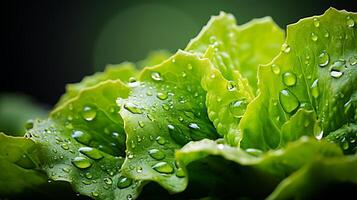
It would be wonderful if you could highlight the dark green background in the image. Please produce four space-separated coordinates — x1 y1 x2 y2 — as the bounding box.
2 0 356 105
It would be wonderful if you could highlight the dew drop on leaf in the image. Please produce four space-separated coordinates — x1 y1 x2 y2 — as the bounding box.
229 99 248 118
152 162 174 174
156 136 166 145
346 16 355 28
330 70 343 78
72 156 92 169
124 103 143 114
156 92 168 100
281 43 290 53
151 71 163 81
313 17 320 27
226 81 237 91
188 123 200 130
175 168 185 178
282 72 297 86
349 56 357 66
148 149 165 160
104 177 112 185
318 52 330 67
311 32 318 41
310 79 319 98
279 89 300 113
85 172 93 179
271 64 280 74
79 147 103 160
72 130 92 145
117 176 132 189
82 106 97 121
61 143 69 150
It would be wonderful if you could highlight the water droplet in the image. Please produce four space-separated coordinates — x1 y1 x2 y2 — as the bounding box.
178 116 184 122
152 162 174 174
146 91 153 96
181 72 187 78
104 177 112 185
82 180 92 185
156 136 166 145
282 72 297 86
281 43 290 53
226 81 237 91
62 167 70 173
156 92 168 100
330 70 343 78
310 79 319 98
279 89 300 113
85 172 93 179
311 32 318 41
176 168 185 178
342 140 349 150
346 16 355 28
188 123 200 130
136 167 142 173
171 59 176 63
151 71 163 81
318 52 329 67
82 106 97 121
91 191 99 197
79 147 103 160
187 64 193 70
72 130 92 145
147 113 155 121
124 103 143 114
245 148 263 156
61 143 69 150
25 120 34 130
148 149 165 160
324 31 329 38
117 176 132 189
229 99 248 118
313 18 320 27
349 56 357 66
138 121 145 128
127 194 133 200
271 64 280 74
162 104 170 110
72 156 92 169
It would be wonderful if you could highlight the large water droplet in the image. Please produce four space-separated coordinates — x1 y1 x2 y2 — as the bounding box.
61 143 69 150
281 43 291 53
226 81 237 91
282 72 297 86
124 103 143 114
148 149 165 160
318 52 329 67
156 92 168 100
82 106 97 121
79 147 103 160
346 16 355 28
311 32 318 41
271 64 280 74
229 99 248 118
151 71 163 81
152 162 174 174
279 89 300 113
330 70 343 78
156 136 166 145
117 176 132 189
104 177 112 185
72 130 92 145
310 79 319 98
72 156 92 169
313 18 320 27
85 172 93 179
91 191 99 197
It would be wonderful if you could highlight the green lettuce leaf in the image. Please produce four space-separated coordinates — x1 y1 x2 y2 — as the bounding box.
240 8 357 150
137 50 172 69
27 81 145 200
0 133 46 195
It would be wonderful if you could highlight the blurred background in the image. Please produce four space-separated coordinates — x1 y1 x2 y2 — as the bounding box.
1 0 356 133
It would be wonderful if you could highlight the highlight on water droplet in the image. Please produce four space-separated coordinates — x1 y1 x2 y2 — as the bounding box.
152 162 174 174
72 156 92 169
282 72 297 86
156 92 168 100
279 89 300 113
318 52 330 67
117 176 133 189
188 123 200 130
229 99 248 118
330 70 343 78
79 147 103 160
82 106 97 121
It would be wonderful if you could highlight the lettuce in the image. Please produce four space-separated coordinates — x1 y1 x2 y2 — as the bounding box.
0 7 356 200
